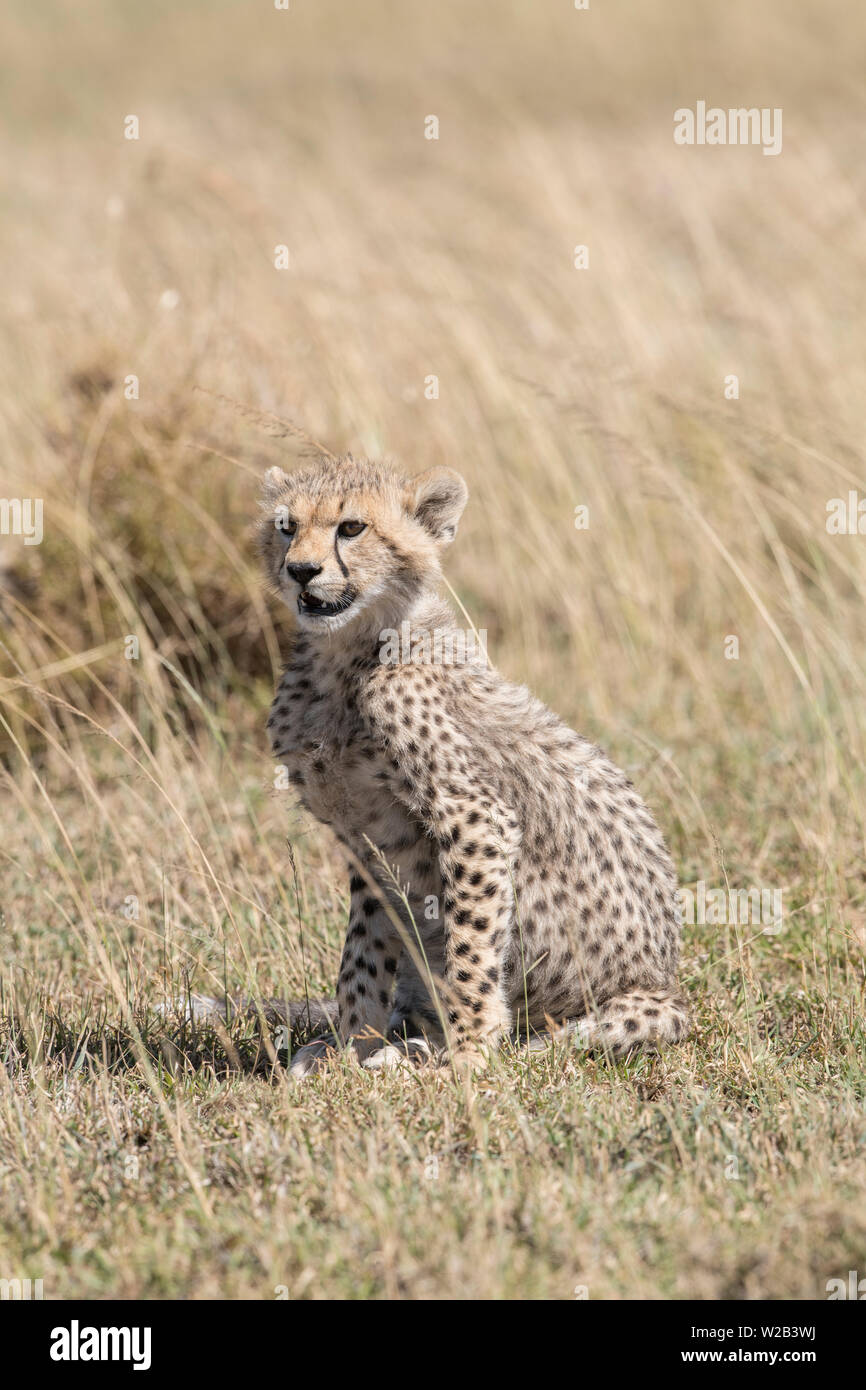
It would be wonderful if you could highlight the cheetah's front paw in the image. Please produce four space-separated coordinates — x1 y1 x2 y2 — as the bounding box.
440 1042 491 1076
288 1032 390 1080
362 1037 437 1073
287 1034 342 1080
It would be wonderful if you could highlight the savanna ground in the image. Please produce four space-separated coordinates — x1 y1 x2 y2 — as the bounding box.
1 0 865 1300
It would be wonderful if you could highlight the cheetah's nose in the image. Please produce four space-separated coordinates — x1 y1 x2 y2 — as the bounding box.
285 561 323 585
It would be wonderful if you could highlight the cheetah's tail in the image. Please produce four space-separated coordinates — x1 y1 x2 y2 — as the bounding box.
155 994 338 1033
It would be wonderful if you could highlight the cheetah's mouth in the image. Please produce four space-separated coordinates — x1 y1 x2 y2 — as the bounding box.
297 586 357 619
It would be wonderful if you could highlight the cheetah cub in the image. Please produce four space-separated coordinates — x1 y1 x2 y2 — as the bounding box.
248 455 689 1076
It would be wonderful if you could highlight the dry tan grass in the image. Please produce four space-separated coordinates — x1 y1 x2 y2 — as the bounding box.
0 0 865 1299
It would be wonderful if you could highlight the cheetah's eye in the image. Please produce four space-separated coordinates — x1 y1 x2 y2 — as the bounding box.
337 520 366 538
276 514 297 537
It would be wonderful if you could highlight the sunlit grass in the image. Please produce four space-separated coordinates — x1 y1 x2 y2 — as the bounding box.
0 0 864 1299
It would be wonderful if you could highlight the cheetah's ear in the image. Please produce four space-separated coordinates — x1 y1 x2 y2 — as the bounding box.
261 466 290 501
411 467 468 546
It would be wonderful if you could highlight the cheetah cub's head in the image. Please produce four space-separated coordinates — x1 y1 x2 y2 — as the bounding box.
258 455 467 633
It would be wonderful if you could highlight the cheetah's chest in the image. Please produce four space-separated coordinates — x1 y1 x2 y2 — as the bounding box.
268 683 408 845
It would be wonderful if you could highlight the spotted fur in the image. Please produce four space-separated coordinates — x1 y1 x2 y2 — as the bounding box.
222 455 689 1075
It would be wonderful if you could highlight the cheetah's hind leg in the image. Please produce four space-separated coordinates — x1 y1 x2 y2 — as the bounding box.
527 990 691 1059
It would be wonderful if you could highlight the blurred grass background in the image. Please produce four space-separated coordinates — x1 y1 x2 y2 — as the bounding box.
0 0 864 1299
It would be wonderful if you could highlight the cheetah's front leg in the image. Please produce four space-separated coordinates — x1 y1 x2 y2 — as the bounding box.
334 871 402 1058
430 793 516 1059
288 877 400 1077
364 670 516 1062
